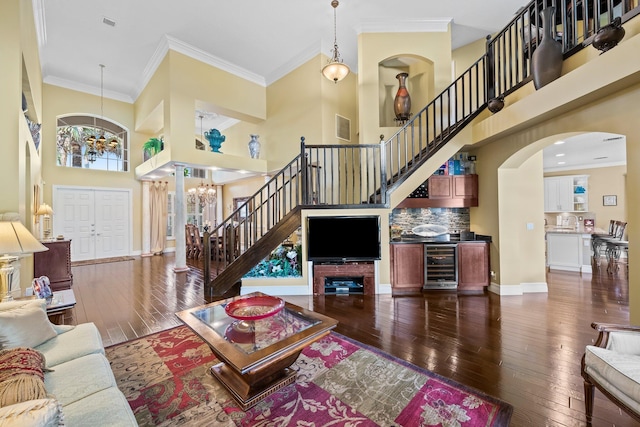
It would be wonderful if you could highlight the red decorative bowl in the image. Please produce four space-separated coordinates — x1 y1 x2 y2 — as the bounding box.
224 295 285 321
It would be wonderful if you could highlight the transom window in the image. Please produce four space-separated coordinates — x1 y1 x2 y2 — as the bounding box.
56 115 128 172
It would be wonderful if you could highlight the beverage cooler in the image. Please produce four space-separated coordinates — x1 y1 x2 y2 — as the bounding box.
423 244 458 289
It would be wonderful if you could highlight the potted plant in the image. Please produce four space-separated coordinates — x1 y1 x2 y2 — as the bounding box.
142 137 163 161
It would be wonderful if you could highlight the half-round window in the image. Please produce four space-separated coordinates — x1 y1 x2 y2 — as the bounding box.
56 115 128 172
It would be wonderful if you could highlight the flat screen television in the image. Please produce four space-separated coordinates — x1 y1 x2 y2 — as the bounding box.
307 216 381 262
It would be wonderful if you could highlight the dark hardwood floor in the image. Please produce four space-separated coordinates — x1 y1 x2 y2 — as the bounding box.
66 254 631 426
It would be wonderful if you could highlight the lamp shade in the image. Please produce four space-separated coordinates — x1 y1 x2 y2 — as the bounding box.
35 203 54 216
322 61 350 83
0 222 48 254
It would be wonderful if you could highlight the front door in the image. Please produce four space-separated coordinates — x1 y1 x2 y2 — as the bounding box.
53 186 131 261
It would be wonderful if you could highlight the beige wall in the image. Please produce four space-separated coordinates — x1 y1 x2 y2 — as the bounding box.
41 85 143 253
358 30 452 145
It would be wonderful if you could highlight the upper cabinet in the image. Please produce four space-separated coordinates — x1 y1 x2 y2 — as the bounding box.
397 175 478 208
544 175 588 212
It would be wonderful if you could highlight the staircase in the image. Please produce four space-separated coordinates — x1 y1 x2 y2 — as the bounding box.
205 0 634 297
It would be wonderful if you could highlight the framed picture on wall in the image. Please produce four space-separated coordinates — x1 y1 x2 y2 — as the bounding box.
603 195 617 206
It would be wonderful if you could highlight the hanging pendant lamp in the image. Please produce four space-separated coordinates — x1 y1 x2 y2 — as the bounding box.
322 0 350 83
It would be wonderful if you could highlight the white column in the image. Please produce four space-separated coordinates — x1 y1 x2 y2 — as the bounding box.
141 180 152 257
173 164 189 272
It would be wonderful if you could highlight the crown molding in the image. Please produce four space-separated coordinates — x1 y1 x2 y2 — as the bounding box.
43 75 133 103
265 42 322 85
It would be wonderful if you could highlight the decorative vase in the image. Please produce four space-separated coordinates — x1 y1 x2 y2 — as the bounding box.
204 128 225 153
531 6 563 90
248 134 261 159
393 72 412 121
487 96 505 113
592 17 625 54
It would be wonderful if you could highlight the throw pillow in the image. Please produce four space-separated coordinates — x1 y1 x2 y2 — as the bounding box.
0 347 48 407
0 301 56 350
0 398 64 427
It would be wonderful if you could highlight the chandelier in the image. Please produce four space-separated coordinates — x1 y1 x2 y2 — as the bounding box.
321 0 350 83
87 64 119 162
187 182 216 208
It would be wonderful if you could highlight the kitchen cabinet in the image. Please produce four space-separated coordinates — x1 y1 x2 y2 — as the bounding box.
544 175 588 212
397 174 478 208
390 243 424 294
34 240 73 291
457 242 490 291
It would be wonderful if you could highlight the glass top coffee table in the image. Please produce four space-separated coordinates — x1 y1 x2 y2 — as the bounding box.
176 292 338 410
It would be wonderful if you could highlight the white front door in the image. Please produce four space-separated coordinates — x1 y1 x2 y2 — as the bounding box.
53 187 131 261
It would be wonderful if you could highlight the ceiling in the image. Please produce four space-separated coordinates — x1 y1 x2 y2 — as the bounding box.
542 133 627 172
35 0 528 102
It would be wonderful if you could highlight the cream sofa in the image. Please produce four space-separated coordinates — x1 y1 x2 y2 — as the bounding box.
0 299 137 426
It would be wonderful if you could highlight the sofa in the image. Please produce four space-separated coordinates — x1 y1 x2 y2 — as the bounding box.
0 299 137 426
581 322 640 424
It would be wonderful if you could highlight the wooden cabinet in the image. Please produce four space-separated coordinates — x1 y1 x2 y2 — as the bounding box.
390 244 424 294
397 175 478 208
427 176 452 199
34 240 73 291
457 242 490 291
313 262 375 295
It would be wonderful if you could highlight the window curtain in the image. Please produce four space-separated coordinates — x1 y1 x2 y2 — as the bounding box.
150 181 168 254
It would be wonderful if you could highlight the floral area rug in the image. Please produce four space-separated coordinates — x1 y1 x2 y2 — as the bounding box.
106 326 512 426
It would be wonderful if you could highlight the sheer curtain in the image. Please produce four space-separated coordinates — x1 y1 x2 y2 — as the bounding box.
150 181 168 254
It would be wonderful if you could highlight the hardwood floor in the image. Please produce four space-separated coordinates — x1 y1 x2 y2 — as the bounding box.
66 254 631 426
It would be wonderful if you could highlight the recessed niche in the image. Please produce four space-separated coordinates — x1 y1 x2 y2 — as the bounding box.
378 55 433 128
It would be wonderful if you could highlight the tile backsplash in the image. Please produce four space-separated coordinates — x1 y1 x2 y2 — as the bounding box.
390 208 470 234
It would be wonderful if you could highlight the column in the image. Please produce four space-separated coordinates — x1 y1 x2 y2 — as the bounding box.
141 180 152 257
173 164 189 272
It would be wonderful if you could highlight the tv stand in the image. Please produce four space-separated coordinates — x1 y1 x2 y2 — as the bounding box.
313 261 375 295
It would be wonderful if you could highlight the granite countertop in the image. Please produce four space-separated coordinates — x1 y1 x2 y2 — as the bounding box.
545 225 607 235
390 235 491 244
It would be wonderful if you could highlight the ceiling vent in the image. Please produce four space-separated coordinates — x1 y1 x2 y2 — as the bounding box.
102 17 116 27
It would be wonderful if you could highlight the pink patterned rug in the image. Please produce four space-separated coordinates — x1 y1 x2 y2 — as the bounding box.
106 326 512 426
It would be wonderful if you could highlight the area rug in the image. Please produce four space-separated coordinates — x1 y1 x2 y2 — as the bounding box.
71 256 135 267
106 326 512 426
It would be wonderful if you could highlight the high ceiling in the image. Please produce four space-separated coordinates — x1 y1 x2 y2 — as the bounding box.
35 0 528 102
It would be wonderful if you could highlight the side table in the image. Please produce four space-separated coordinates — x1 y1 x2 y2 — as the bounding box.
46 289 77 324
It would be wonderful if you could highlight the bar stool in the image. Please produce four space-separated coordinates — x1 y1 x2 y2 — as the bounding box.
606 240 628 273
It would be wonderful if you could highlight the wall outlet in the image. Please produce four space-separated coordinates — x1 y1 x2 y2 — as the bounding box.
490 270 496 278
526 223 534 230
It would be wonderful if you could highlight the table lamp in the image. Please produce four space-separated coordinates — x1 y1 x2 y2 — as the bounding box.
36 203 54 240
0 221 48 302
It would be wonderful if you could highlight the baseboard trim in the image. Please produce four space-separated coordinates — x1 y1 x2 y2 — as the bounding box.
488 282 548 295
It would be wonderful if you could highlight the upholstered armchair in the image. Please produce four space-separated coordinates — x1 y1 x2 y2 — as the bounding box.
581 322 640 424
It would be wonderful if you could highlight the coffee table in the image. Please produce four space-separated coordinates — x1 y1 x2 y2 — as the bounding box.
176 292 338 410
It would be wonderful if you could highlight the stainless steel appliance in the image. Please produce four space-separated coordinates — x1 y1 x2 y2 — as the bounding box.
423 244 458 289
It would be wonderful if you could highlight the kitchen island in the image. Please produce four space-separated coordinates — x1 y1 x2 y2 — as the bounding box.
546 225 606 274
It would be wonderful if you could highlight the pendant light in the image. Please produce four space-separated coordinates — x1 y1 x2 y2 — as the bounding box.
322 0 350 83
87 64 106 163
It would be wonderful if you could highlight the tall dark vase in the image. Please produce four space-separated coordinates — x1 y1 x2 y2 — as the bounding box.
394 72 411 121
531 7 563 90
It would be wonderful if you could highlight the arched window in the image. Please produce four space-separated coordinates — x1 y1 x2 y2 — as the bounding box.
56 115 128 172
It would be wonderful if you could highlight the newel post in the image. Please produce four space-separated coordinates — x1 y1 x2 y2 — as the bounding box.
300 137 309 205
